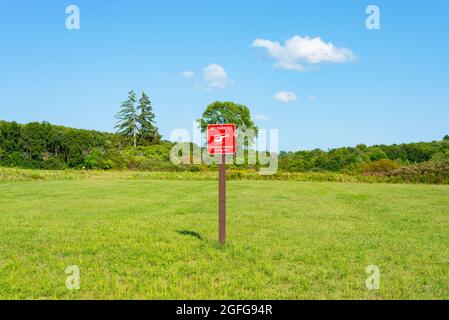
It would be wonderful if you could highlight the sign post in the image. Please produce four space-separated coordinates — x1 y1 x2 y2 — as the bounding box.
218 153 226 244
207 124 236 244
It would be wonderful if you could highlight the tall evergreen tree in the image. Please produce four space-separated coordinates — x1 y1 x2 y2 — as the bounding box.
115 91 138 148
137 92 160 144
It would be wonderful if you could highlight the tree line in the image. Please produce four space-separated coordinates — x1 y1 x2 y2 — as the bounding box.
0 120 115 169
1 118 448 172
0 96 448 173
279 138 449 174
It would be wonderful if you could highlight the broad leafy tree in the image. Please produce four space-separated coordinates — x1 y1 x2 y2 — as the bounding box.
115 91 138 148
0 121 21 154
198 101 257 132
197 101 258 149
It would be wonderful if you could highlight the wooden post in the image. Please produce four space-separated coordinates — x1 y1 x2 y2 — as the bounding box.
218 153 226 244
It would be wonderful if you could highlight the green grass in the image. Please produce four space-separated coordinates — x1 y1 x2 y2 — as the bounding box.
1 175 448 299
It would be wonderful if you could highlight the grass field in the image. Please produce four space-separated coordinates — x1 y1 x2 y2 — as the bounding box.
1 175 449 299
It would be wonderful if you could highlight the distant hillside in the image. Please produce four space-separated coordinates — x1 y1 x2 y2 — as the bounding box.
1 120 448 183
0 120 171 170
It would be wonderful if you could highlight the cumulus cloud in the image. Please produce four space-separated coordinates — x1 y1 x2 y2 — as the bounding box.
252 35 355 71
203 63 233 89
274 91 297 103
180 71 195 78
254 114 270 121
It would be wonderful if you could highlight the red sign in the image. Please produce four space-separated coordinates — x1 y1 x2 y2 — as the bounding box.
207 124 236 155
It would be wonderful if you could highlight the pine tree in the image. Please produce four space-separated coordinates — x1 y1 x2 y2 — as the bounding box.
115 91 138 148
137 92 160 145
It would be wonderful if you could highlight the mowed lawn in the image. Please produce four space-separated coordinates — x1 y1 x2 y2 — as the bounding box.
0 178 448 299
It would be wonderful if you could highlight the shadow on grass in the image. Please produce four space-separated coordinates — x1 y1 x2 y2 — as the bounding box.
176 229 203 240
176 230 232 250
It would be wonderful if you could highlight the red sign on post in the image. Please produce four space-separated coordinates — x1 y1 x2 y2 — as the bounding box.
207 123 236 245
207 124 236 155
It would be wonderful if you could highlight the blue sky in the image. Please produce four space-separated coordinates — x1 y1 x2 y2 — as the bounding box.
0 0 448 151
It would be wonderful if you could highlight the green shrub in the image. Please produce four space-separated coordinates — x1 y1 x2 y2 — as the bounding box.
431 151 449 162
361 159 401 175
41 158 68 170
385 160 449 184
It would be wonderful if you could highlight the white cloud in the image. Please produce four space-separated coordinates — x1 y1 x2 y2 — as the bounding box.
308 96 317 102
252 35 355 71
274 91 297 103
180 71 195 78
203 63 233 89
254 114 270 121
